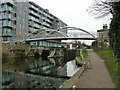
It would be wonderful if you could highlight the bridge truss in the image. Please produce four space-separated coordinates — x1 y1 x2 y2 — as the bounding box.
25 27 96 42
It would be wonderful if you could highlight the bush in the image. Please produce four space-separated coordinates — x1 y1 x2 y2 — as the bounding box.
82 49 88 58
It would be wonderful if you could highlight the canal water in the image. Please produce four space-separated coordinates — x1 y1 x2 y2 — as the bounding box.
2 57 80 88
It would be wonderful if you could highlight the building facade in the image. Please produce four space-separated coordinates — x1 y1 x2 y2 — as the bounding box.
97 24 109 41
0 0 67 46
97 24 109 50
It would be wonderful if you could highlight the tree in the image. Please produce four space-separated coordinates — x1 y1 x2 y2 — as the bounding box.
109 2 120 59
87 0 114 19
88 0 120 59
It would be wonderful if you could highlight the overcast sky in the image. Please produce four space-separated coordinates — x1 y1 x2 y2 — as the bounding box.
30 0 112 45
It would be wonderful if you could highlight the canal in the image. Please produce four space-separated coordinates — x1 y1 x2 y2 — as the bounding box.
2 56 80 88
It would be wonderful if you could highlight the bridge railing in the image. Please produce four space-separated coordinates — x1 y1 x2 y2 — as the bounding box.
24 27 96 42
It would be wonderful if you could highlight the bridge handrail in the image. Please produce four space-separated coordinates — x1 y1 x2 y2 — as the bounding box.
57 27 96 39
24 26 96 42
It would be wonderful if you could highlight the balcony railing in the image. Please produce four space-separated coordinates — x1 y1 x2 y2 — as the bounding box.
29 10 39 18
2 15 7 18
29 28 39 32
29 4 39 12
46 19 52 24
2 33 13 36
1 0 16 6
29 16 40 23
39 10 43 14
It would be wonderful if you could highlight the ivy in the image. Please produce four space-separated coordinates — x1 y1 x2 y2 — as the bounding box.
109 2 120 60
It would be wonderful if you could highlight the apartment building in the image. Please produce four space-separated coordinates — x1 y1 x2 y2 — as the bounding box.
0 0 67 47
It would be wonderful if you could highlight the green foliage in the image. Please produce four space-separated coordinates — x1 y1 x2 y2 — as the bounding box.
97 50 120 87
12 43 30 56
109 2 120 59
82 49 88 58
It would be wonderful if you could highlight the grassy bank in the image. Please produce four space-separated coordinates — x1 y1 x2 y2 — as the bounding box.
82 49 88 58
97 50 120 87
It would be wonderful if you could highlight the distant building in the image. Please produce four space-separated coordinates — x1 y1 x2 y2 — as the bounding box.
0 0 67 47
97 24 109 41
97 24 109 49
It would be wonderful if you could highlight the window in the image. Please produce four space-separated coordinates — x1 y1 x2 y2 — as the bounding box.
3 37 12 41
8 6 13 11
3 13 6 18
14 13 16 17
8 13 12 18
8 21 12 26
2 28 12 34
3 28 7 34
3 20 7 26
14 21 16 25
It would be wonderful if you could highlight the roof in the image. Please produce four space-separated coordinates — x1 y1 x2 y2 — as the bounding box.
97 29 108 32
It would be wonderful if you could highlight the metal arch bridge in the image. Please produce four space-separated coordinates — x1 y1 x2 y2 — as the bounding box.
25 27 96 42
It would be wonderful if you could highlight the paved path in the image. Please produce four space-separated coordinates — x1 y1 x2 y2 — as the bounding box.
74 49 115 88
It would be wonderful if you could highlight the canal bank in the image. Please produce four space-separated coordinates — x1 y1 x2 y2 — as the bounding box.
61 49 115 88
61 49 91 88
2 42 86 89
2 51 81 88
2 42 77 59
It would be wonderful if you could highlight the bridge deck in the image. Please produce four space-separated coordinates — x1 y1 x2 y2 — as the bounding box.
25 37 96 42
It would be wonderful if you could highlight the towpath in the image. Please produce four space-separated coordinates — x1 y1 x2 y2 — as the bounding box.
73 49 115 88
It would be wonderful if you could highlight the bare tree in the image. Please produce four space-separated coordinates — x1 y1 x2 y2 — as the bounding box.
87 0 114 19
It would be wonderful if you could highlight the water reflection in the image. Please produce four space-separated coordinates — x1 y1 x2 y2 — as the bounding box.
2 57 79 77
2 57 80 88
66 60 79 77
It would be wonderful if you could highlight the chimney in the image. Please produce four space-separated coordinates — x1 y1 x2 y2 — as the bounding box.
103 24 108 30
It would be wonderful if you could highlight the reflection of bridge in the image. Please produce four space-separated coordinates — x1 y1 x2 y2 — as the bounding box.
25 27 96 42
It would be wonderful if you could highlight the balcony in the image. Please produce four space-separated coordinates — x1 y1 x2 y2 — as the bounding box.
1 6 7 11
2 23 7 26
47 15 54 20
8 15 12 19
7 7 13 11
46 23 50 27
29 16 40 24
29 10 39 18
39 10 43 14
43 12 48 17
8 22 12 27
2 33 13 36
29 4 39 12
29 27 39 33
13 17 16 21
46 19 52 24
42 17 46 20
29 22 41 29
2 28 13 36
43 27 48 30
6 1 16 6
10 1 16 5
2 15 7 19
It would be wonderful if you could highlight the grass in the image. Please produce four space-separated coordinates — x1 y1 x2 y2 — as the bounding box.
82 49 88 58
97 50 120 87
